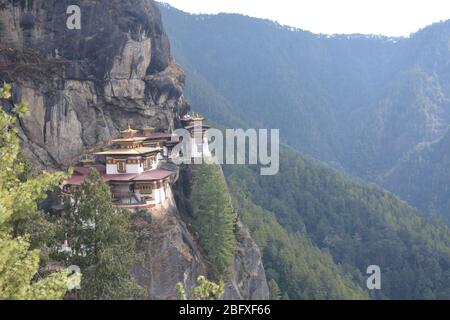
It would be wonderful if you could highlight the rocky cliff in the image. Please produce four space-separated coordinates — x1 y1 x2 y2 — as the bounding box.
0 0 268 299
132 189 268 300
0 0 187 168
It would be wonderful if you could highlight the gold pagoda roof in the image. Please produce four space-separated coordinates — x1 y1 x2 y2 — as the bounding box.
112 137 147 143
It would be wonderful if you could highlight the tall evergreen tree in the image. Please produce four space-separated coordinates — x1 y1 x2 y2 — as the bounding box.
57 168 146 300
0 83 68 299
268 279 281 300
189 164 236 279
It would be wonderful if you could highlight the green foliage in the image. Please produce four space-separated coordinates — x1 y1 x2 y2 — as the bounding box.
382 131 450 222
224 147 450 299
268 279 281 300
176 282 188 300
11 153 60 256
0 83 68 300
228 177 367 299
187 164 236 279
176 276 225 300
0 232 68 299
0 83 11 99
191 276 224 300
57 168 146 300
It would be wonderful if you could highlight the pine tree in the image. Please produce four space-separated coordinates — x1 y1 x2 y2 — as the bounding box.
57 168 146 300
189 164 236 279
268 279 281 300
0 83 68 299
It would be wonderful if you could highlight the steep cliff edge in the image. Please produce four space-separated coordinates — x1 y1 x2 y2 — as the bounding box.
132 188 268 300
0 0 268 299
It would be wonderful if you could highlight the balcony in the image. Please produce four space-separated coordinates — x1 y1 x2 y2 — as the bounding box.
112 192 146 205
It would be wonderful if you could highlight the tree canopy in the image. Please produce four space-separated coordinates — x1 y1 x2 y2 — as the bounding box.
224 147 450 299
183 164 236 279
56 168 146 300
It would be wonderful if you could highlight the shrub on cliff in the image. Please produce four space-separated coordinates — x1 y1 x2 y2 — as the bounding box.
176 276 225 300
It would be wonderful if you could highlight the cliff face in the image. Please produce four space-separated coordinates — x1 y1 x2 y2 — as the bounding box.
132 190 268 300
0 0 268 299
0 0 187 168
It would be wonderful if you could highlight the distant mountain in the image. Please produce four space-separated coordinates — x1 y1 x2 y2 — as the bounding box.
159 3 450 218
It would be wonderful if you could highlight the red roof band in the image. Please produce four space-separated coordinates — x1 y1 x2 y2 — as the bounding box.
67 166 173 186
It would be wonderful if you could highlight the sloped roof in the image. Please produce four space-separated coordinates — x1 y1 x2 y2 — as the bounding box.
133 169 173 181
68 165 107 185
185 124 211 130
95 147 161 156
103 174 138 182
66 167 173 185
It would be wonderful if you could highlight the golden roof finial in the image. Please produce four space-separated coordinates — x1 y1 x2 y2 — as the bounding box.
193 112 204 121
120 120 138 138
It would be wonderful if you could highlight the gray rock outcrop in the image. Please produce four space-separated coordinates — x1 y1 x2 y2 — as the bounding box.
0 0 187 168
132 190 268 300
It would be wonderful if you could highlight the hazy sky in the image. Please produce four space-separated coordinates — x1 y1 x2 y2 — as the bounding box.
161 0 450 37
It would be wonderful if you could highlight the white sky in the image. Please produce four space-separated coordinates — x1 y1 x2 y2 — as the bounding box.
160 0 450 37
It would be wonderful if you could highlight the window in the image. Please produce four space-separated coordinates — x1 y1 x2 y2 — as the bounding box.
117 161 126 173
143 158 152 170
143 159 148 170
140 184 152 194
147 158 153 169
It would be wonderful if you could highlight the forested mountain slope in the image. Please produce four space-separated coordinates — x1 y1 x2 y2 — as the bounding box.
159 4 450 219
382 130 450 218
224 147 450 299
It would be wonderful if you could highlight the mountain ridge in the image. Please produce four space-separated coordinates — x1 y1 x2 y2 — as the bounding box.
158 2 450 39
160 3 450 219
